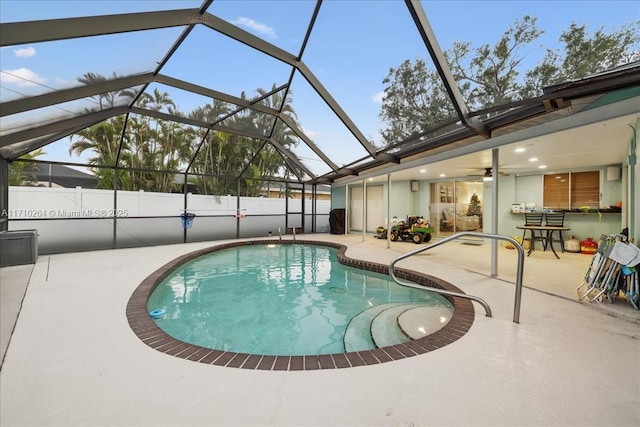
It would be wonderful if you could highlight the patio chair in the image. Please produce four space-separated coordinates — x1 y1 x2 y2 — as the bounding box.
544 212 566 253
522 212 545 250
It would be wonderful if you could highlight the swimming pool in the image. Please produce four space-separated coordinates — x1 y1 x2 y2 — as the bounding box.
127 240 475 370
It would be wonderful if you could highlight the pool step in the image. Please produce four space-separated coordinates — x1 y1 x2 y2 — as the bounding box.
370 303 425 348
397 305 454 339
343 303 406 352
343 302 455 352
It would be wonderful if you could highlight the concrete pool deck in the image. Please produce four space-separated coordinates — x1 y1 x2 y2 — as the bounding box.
1 234 639 426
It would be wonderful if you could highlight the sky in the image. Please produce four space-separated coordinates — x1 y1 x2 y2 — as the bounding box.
1 0 638 174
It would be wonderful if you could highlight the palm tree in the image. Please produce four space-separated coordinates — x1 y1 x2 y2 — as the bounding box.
8 149 46 186
237 85 304 195
139 88 176 113
125 88 185 191
68 116 130 189
77 72 136 111
187 100 239 195
187 85 306 196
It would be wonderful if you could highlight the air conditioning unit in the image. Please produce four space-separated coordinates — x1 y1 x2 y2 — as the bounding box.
0 230 38 267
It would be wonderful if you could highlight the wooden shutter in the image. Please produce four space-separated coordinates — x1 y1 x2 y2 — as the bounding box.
571 171 599 208
543 173 569 209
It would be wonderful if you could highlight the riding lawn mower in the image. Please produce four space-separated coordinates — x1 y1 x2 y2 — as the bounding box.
375 215 433 244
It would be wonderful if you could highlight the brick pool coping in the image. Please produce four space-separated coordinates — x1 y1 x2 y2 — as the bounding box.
126 240 475 370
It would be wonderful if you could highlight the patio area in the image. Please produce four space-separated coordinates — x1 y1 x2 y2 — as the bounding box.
1 234 639 426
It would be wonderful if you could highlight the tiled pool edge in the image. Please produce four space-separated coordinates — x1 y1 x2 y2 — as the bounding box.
126 240 475 370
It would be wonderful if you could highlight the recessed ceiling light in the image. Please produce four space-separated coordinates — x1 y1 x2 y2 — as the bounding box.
539 165 547 169
368 177 374 181
420 169 426 173
515 147 525 153
439 173 445 177
529 157 538 162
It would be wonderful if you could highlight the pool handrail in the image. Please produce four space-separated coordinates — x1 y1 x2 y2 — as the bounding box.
388 231 525 323
277 226 296 240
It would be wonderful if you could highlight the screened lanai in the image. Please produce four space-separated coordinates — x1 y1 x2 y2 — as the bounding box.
2 4 640 426
1 0 639 254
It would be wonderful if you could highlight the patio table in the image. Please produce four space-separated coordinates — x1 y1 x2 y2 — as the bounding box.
517 225 571 259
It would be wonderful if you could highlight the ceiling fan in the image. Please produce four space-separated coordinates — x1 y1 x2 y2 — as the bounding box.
468 167 510 180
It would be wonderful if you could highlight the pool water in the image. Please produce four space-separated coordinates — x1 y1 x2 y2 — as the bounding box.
147 243 453 356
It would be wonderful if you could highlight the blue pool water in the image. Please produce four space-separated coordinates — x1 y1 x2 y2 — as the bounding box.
147 243 453 356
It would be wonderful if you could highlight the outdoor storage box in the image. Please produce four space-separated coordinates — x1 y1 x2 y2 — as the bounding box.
0 230 38 267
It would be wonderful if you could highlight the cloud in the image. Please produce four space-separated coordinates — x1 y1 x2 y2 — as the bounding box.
0 68 47 87
301 126 318 139
14 47 36 57
233 17 277 39
371 91 385 104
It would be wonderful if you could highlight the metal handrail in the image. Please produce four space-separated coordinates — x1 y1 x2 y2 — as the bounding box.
277 226 297 240
388 231 525 323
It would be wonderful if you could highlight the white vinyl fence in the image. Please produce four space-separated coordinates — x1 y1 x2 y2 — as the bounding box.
7 186 331 253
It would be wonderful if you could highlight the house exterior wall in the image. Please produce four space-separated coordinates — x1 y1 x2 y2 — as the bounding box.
332 166 627 242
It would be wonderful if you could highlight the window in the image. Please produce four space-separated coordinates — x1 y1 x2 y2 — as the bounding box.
543 171 599 209
543 173 569 209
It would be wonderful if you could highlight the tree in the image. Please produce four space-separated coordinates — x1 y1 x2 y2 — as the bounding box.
77 72 136 111
8 149 45 186
188 85 303 196
122 89 187 192
74 73 196 192
239 86 304 195
379 17 640 145
523 21 640 96
379 58 456 144
68 116 131 189
448 16 543 108
69 73 305 195
468 193 481 216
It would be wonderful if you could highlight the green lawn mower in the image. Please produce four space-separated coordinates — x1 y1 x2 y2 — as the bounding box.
375 215 433 244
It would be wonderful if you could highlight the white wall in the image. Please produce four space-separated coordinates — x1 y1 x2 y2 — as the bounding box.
497 172 624 241
7 187 331 253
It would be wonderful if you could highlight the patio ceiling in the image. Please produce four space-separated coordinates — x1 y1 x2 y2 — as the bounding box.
1 0 638 185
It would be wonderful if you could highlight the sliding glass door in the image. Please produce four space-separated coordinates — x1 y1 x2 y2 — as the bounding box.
349 185 384 233
430 180 483 236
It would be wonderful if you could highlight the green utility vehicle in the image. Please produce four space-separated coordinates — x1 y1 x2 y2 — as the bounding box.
375 215 433 244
